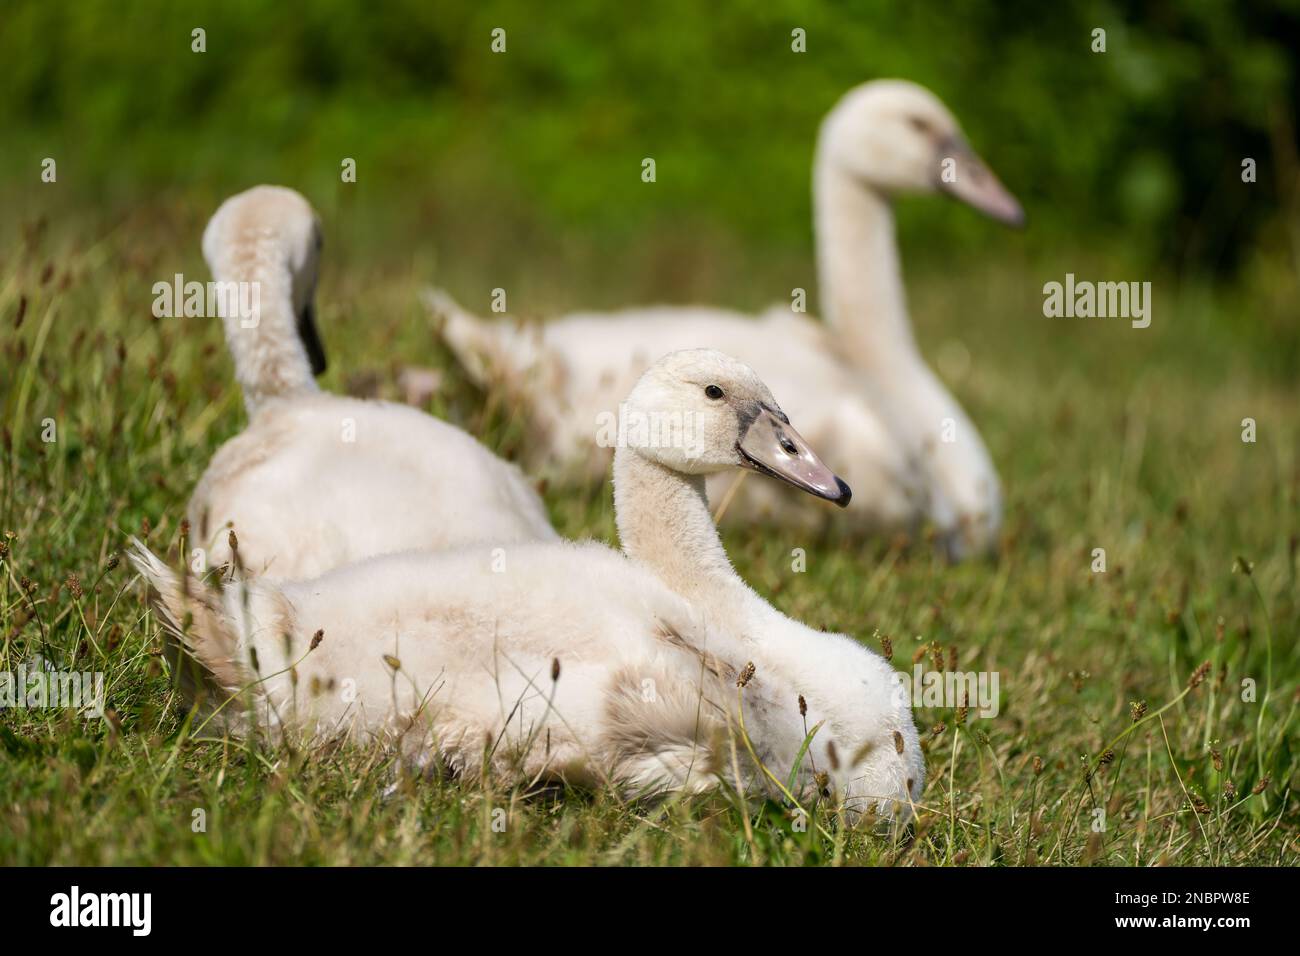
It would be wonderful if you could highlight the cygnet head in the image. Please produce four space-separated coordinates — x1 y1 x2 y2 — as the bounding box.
620 349 851 507
818 79 1024 226
201 185 328 374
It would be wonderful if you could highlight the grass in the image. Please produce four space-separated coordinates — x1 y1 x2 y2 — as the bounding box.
0 203 1296 866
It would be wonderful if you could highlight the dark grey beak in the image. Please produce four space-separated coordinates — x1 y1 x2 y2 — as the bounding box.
935 137 1024 227
737 404 851 507
297 302 328 376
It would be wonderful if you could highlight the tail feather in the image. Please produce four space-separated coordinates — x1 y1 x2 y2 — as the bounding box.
127 539 257 719
424 287 501 387
424 287 558 391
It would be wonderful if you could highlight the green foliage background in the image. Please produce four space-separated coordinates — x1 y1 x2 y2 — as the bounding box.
3 0 1297 279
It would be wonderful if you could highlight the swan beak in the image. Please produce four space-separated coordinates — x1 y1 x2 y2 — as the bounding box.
935 138 1025 227
737 405 852 508
298 301 328 376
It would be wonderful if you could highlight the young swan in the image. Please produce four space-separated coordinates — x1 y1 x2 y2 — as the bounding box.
431 79 1022 559
131 350 923 822
191 185 555 580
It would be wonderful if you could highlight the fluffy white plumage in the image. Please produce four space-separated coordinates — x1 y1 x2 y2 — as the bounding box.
191 186 556 579
134 350 924 822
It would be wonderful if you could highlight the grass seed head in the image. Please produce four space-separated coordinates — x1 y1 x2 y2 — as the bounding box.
850 738 877 765
310 629 324 651
826 739 840 770
1130 699 1147 721
735 661 755 688
1083 831 1103 863
1187 660 1211 689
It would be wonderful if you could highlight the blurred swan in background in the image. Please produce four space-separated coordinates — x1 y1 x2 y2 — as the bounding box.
431 79 1022 558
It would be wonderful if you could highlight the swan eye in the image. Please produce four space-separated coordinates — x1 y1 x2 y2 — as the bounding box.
908 115 932 134
705 385 724 400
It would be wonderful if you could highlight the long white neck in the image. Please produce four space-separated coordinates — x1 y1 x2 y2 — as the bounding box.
813 156 922 373
613 449 743 609
612 449 812 652
210 238 318 416
612 449 856 784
